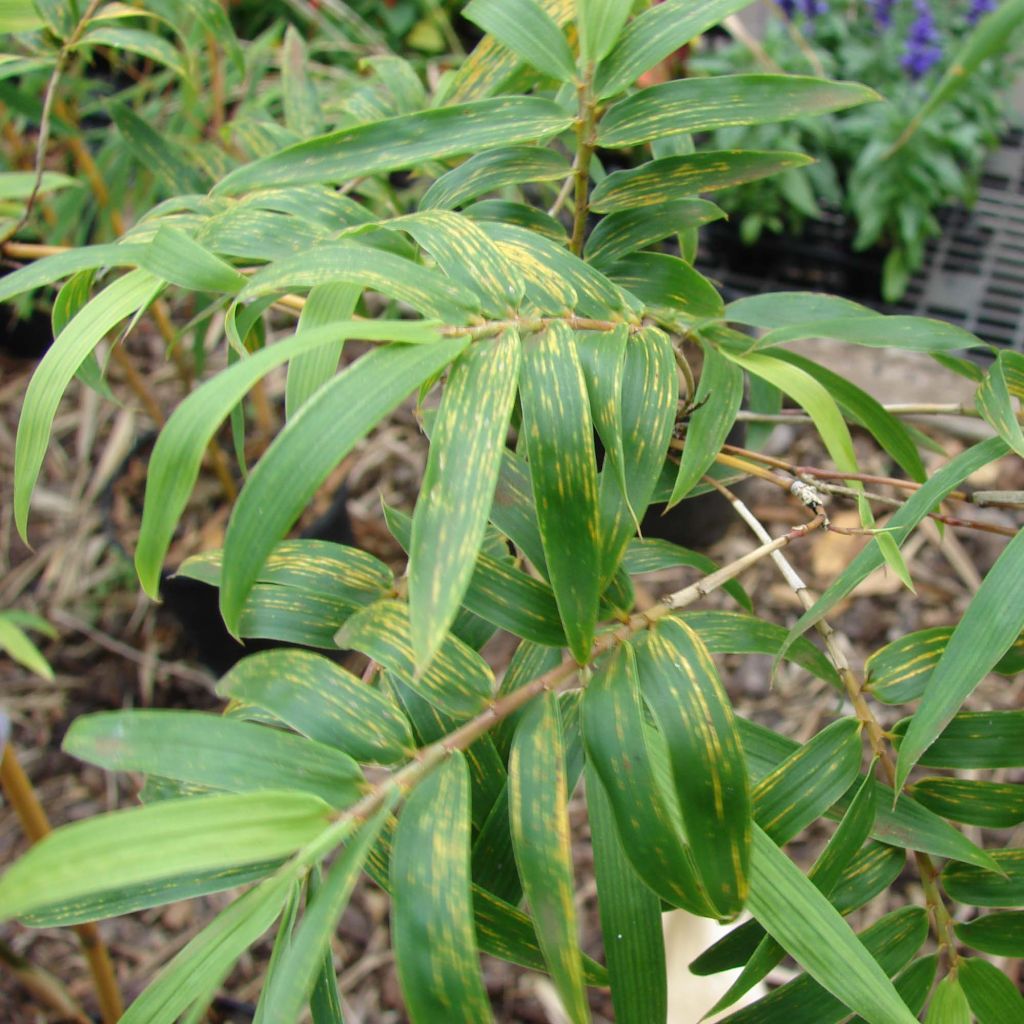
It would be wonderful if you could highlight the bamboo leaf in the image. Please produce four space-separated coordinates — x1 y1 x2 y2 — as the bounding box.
141 225 247 294
756 315 985 354
110 102 210 193
594 0 759 98
577 0 630 63
726 292 880 328
895 526 1024 790
519 323 602 662
585 199 725 268
15 269 162 540
637 618 751 917
217 649 414 765
421 145 570 211
136 321 438 597
585 762 667 1024
410 330 521 667
0 614 54 679
464 0 576 81
509 692 589 1024
0 242 148 305
924 976 971 1024
942 849 1024 907
281 24 322 137
0 791 330 921
976 352 1024 457
216 97 572 194
670 343 744 506
120 874 294 1024
623 540 752 611
960 957 1024 1024
337 601 493 719
590 151 815 213
909 778 1024 829
747 826 919 1024
262 801 393 1024
598 75 878 148
606 252 724 326
894 710 1024 770
63 710 366 809
219 337 466 633
955 913 1024 957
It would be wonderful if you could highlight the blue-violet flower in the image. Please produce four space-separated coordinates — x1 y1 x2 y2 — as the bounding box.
902 0 943 79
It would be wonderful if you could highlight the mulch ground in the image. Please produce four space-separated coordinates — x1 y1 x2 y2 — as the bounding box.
1 320 1022 1022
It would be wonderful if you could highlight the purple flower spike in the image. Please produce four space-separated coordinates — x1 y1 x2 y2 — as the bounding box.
801 0 829 15
778 0 798 17
868 0 896 28
902 0 943 79
967 0 997 25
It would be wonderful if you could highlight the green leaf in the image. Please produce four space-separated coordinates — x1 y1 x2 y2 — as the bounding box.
747 826 919 1024
719 907 927 1024
577 0 630 63
955 912 1024 957
585 762 666 1024
220 337 466 633
421 145 570 211
0 0 45 31
509 692 589 1024
519 323 602 662
598 75 878 148
110 102 209 194
262 804 391 1024
894 710 1024 770
464 0 575 81
669 343 744 506
0 243 147 306
924 975 971 1024
680 610 839 688
623 540 752 611
752 718 862 844
0 170 80 200
410 330 520 667
238 242 480 321
15 269 162 540
585 199 725 267
142 225 247 295
594 0 758 98
286 282 361 418
63 710 366 809
909 778 1024 829
216 649 414 765
281 24 322 137
392 755 492 1023
769 350 926 482
726 292 879 329
582 644 717 915
783 437 1010 658
136 322 438 598
216 97 572 194
590 151 815 213
960 957 1024 1024
606 252 724 326
0 791 330 921
337 601 493 719
895 526 1024 790
120 874 294 1024
637 618 751 917
0 614 53 679
75 25 185 76
942 849 1024 908
976 352 1024 457
756 316 985 354
865 627 955 705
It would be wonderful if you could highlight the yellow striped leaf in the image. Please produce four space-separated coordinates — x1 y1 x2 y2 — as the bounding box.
337 601 493 719
955 913 1024 957
216 649 414 765
590 151 815 213
410 330 521 667
519 323 602 662
942 849 1024 907
392 755 492 1023
509 692 589 1024
636 618 751 917
976 351 1024 457
606 252 724 327
598 75 878 148
219 337 467 634
464 0 575 81
909 778 1024 829
585 199 724 268
582 644 718 915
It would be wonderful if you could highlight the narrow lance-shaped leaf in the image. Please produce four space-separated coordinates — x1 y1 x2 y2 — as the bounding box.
136 320 440 598
0 791 331 922
585 199 725 268
215 97 572 194
955 913 1024 957
895 525 1024 790
220 337 467 634
391 754 492 1023
410 330 521 668
15 269 162 539
519 323 602 662
598 75 879 148
960 957 1024 1024
975 352 1024 457
670 343 743 507
509 692 589 1024
747 825 919 1024
636 618 751 917
464 0 576 81
262 800 395 1024
585 761 667 1024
